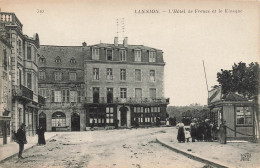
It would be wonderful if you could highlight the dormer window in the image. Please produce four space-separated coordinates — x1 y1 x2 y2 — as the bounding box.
70 57 76 64
39 56 46 63
55 56 61 63
149 51 156 62
119 49 126 61
106 48 113 61
134 50 141 62
92 47 99 60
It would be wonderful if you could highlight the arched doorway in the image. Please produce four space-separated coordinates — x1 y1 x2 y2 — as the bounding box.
39 112 46 131
119 106 128 126
71 113 80 131
52 112 66 132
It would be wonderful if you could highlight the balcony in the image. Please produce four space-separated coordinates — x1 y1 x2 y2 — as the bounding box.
12 85 33 101
0 12 23 31
85 97 170 104
38 95 45 105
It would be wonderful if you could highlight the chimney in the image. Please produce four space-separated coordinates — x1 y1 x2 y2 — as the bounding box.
114 37 118 46
82 42 87 47
123 37 128 47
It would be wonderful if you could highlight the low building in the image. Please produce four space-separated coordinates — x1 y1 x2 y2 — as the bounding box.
208 87 257 140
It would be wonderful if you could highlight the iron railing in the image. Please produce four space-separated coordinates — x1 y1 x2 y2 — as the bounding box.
12 85 33 100
85 97 169 104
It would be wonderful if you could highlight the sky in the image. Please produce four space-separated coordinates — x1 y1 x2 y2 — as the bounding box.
1 0 259 106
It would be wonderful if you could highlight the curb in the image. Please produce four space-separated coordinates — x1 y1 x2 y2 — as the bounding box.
0 134 57 163
156 138 231 168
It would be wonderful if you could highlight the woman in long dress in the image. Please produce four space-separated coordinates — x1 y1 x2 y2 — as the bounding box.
37 126 46 145
177 121 185 143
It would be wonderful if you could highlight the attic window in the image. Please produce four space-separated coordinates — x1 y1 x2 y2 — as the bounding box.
39 56 46 63
70 58 76 64
55 56 61 63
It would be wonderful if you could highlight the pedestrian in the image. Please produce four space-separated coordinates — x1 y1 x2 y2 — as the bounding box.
135 117 139 129
190 119 197 142
115 119 119 129
156 117 161 127
196 120 204 141
177 121 185 143
37 126 46 145
16 123 27 159
184 127 190 142
91 119 95 131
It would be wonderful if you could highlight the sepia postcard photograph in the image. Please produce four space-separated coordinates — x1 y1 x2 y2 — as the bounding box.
0 0 259 167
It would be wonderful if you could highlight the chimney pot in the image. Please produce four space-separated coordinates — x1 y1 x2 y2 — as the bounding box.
82 42 87 47
114 37 118 46
123 37 128 47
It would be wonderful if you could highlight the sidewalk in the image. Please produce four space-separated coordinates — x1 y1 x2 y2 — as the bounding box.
157 128 260 168
0 132 57 163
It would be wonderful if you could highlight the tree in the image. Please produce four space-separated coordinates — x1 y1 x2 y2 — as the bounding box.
217 62 259 99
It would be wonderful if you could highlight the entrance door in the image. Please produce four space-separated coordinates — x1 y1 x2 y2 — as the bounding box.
71 113 80 131
120 107 128 126
39 112 46 131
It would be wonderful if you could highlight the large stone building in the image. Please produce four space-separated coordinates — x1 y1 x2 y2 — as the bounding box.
85 37 169 128
0 29 12 144
38 37 169 131
38 44 87 131
0 12 45 141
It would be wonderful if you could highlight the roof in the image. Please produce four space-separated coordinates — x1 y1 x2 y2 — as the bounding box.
38 45 88 68
222 92 247 101
91 43 162 51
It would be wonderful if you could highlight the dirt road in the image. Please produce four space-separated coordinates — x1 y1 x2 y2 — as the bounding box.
1 127 205 168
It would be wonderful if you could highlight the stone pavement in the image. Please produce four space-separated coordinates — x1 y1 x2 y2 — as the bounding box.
157 128 260 168
0 132 57 163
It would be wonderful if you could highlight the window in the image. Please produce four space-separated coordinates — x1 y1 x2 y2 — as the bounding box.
70 58 76 64
77 91 82 103
27 73 32 89
51 90 55 102
150 70 155 81
106 49 113 60
69 72 77 81
54 71 62 81
134 50 141 62
93 68 99 80
120 88 127 99
89 107 105 126
92 48 99 60
52 112 66 127
62 90 66 102
106 68 113 80
18 40 22 56
135 69 141 81
236 107 253 125
106 107 114 124
135 88 142 99
3 49 7 71
120 69 126 81
39 57 46 63
133 107 144 123
39 88 49 98
151 107 160 122
39 71 46 80
149 88 156 99
120 50 126 61
149 51 156 62
144 107 151 123
107 88 113 103
62 90 70 102
70 91 77 102
54 91 62 102
55 56 61 63
93 87 99 103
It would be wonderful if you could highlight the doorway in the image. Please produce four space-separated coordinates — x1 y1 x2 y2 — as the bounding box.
119 107 128 126
71 113 80 131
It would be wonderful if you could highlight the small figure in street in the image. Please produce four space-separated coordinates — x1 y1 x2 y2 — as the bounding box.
91 119 95 131
156 117 161 127
204 119 212 142
190 119 197 142
177 121 185 143
196 120 204 141
135 117 139 129
37 126 46 145
184 127 190 142
115 119 119 129
16 123 27 159
166 118 170 126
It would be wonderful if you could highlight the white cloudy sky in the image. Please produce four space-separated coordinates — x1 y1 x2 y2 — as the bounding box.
1 0 259 106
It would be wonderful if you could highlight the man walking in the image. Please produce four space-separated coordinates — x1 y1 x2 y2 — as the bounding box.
16 123 27 159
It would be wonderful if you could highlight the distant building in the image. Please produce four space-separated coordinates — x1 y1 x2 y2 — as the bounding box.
85 37 169 128
38 44 86 131
0 12 44 141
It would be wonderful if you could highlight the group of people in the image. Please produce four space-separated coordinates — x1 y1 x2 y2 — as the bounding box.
15 123 46 159
177 118 216 143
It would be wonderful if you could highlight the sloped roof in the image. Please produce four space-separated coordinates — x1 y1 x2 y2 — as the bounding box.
91 43 162 51
38 45 88 68
222 92 247 101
